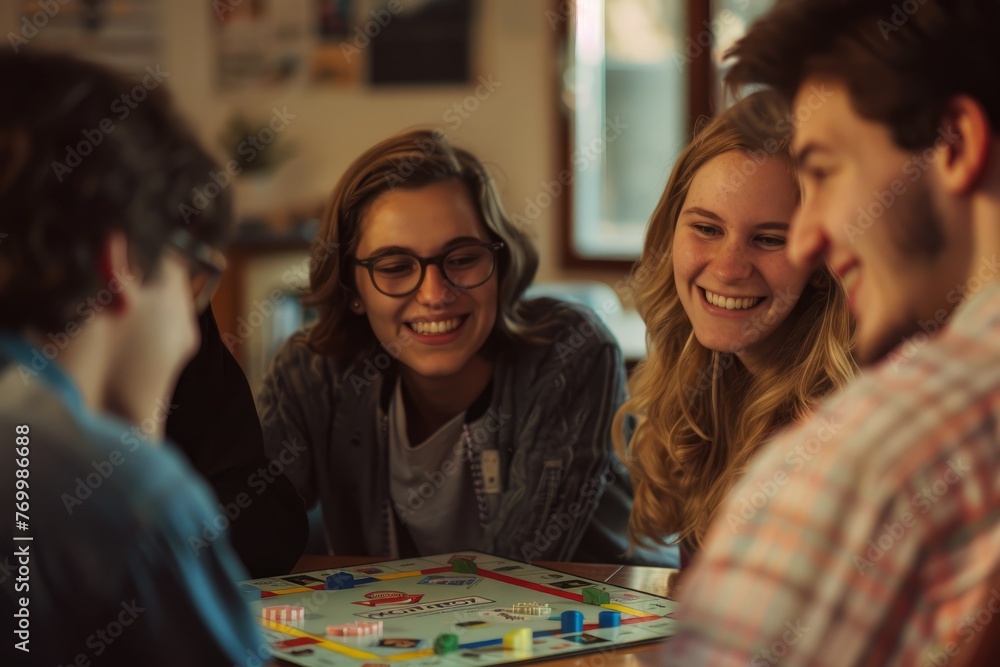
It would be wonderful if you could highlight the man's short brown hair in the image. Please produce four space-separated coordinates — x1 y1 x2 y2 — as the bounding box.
725 0 1000 151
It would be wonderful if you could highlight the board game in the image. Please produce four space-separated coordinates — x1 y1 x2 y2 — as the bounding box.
238 551 677 666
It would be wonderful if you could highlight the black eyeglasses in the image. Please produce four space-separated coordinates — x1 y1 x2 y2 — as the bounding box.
166 228 227 311
354 242 504 297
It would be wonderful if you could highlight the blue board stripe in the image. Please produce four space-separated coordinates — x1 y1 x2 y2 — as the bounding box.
460 628 562 650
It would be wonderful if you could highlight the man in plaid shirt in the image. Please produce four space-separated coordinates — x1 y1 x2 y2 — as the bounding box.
662 0 1000 664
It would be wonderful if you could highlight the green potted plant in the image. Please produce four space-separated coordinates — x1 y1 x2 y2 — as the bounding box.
218 111 296 219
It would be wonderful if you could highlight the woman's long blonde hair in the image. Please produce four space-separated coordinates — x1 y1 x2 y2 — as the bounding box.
613 91 856 551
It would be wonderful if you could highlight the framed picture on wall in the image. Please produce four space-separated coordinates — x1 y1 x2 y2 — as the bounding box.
212 0 313 90
208 0 474 90
13 0 162 78
368 0 474 86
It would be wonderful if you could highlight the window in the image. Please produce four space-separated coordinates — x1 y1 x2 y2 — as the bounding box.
561 0 776 267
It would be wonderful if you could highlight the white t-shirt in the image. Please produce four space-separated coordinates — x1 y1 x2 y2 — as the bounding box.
388 379 486 554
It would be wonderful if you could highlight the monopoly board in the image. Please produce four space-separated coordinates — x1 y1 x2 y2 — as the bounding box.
238 551 677 666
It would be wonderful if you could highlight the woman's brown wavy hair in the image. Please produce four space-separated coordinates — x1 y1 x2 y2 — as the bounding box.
613 90 856 552
304 129 548 363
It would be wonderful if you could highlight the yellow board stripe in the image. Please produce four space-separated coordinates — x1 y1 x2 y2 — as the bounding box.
601 602 654 617
262 586 313 596
387 649 436 661
258 619 380 660
370 570 424 581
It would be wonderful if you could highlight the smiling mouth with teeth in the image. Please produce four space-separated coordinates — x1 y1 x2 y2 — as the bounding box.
702 289 764 311
406 316 465 335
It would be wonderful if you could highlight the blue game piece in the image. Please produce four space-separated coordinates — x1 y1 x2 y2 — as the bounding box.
325 572 355 590
599 611 621 628
561 610 584 634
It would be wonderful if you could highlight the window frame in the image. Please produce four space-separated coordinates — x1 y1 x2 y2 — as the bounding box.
555 0 715 272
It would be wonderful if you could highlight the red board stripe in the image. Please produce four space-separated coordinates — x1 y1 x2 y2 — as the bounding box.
479 570 663 622
623 615 662 624
478 570 585 603
272 637 321 650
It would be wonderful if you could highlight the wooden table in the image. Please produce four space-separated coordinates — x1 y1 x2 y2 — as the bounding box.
290 556 680 666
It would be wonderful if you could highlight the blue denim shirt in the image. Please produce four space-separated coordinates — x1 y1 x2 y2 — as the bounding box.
0 333 265 666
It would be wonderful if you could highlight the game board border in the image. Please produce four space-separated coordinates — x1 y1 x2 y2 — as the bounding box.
245 552 675 667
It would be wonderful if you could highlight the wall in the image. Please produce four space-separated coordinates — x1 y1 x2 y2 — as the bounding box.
4 0 630 281
164 0 623 286
3 0 644 389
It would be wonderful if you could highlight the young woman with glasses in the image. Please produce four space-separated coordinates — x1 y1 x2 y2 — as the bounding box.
258 129 649 563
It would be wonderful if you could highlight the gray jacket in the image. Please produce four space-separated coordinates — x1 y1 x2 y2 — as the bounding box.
259 298 675 564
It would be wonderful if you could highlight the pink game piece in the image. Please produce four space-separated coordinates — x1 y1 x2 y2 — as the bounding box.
262 605 305 622
326 621 383 637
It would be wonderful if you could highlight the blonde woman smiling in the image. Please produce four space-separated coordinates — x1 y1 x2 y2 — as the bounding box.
615 91 856 559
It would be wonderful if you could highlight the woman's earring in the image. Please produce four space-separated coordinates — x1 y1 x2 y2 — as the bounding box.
810 271 829 290
351 299 364 314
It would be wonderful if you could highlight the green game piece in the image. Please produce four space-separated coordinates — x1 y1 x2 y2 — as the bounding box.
451 558 477 574
434 632 460 654
582 587 611 605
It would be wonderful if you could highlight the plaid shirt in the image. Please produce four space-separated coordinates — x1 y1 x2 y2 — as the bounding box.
662 279 1000 666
